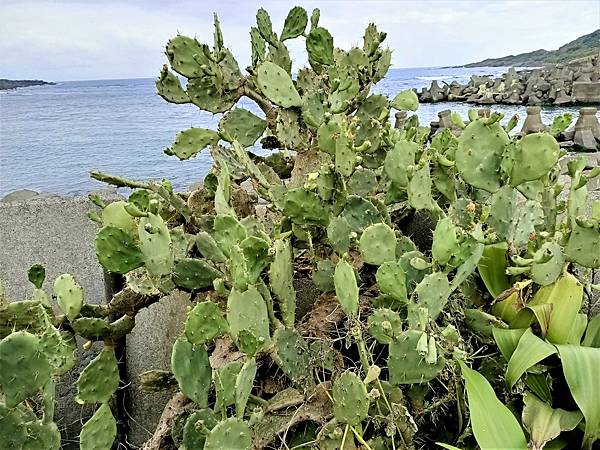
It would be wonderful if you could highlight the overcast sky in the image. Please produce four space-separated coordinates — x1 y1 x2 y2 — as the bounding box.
2 0 599 81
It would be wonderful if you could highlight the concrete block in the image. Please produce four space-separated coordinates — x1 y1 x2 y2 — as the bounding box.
0 195 117 447
125 291 190 447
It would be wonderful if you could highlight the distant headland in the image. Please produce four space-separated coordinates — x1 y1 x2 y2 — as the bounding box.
464 29 599 68
0 79 55 90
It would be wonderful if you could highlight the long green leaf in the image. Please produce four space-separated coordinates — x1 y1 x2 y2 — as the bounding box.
493 327 527 361
459 361 528 450
506 328 556 389
582 315 600 348
478 242 510 298
556 345 600 449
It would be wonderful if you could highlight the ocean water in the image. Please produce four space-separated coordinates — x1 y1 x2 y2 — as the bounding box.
0 67 587 196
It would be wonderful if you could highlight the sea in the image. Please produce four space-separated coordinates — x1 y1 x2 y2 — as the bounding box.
0 67 590 197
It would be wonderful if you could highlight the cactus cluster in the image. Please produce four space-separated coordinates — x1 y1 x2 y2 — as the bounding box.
2 6 599 450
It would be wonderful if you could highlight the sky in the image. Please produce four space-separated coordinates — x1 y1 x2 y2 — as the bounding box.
2 0 599 81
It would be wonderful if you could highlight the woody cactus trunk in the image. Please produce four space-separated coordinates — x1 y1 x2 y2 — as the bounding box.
2 6 600 450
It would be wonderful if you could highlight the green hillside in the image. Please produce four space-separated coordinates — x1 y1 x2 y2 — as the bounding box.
465 29 599 67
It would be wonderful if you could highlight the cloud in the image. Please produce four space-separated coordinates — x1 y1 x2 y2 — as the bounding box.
1 0 598 80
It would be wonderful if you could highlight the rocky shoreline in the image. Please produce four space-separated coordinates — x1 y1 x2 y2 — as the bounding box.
418 53 600 106
0 79 54 90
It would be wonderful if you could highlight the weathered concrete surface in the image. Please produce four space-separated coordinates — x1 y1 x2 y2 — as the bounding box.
125 292 190 447
572 82 600 103
0 194 117 446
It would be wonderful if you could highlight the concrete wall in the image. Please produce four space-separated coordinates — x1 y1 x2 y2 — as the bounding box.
572 82 600 103
0 193 185 449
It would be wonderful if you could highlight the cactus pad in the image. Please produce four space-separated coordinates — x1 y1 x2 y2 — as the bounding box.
509 132 560 186
306 27 334 66
334 259 359 316
213 215 247 257
283 188 330 226
391 89 419 111
0 331 51 407
565 222 600 268
388 330 446 385
256 61 302 108
185 301 229 344
171 338 211 407
165 128 220 160
219 108 266 148
409 272 451 324
166 35 207 78
332 371 369 426
327 216 352 255
376 261 408 302
95 226 144 274
359 223 396 265
273 328 311 385
368 308 403 344
204 417 252 450
173 258 222 290
235 358 257 418
196 232 227 263
156 65 189 104
53 273 83 321
269 239 296 327
79 403 116 450
384 140 417 187
76 345 119 404
183 409 218 449
227 286 271 354
280 6 308 41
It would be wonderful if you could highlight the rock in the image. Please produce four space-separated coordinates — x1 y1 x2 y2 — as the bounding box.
1 189 39 202
394 111 407 129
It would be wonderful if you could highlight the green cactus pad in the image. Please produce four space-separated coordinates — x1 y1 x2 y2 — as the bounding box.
53 273 83 321
388 330 446 385
341 195 382 233
95 226 144 274
327 216 352 255
456 120 509 192
334 134 356 177
76 345 119 404
283 188 330 226
183 409 218 449
27 264 45 289
101 200 137 232
185 301 229 344
0 331 51 407
359 223 396 265
23 420 61 450
215 361 243 411
363 23 386 56
306 27 334 66
171 338 211 407
235 358 257 418
530 242 564 286
317 121 340 155
334 259 359 316
269 239 296 327
71 317 112 340
213 215 248 257
0 403 27 449
219 108 266 148
256 8 277 46
79 403 117 450
204 417 252 450
229 245 250 291
384 140 417 187
409 272 451 324
273 328 311 385
40 323 77 376
301 91 325 129
376 261 408 302
348 168 378 197
368 308 403 344
280 6 308 41
391 89 419 111
256 61 302 108
195 231 227 263
227 286 271 354
139 213 174 277
187 75 239 113
165 128 220 160
565 222 600 268
408 164 435 210
241 236 272 284
173 258 222 290
431 217 459 266
509 133 560 186
312 259 336 293
166 35 207 78
332 371 369 426
156 65 189 104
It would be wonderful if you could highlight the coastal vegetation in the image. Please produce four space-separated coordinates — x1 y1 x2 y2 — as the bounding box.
1 7 599 450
